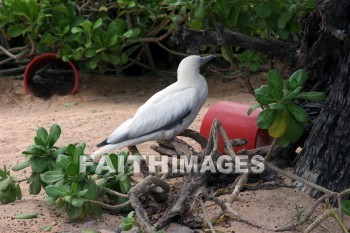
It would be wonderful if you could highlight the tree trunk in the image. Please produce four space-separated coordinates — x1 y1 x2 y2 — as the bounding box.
295 0 350 198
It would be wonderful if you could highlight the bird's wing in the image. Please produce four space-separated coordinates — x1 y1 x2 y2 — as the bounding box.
102 87 199 145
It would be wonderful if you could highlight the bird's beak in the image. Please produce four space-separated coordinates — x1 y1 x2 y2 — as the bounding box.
200 55 216 66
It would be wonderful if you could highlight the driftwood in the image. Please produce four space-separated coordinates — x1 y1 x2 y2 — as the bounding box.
124 121 350 232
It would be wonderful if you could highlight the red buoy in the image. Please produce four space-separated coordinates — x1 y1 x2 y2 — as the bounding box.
200 101 272 153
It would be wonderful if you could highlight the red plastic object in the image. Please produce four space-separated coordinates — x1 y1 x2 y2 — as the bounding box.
200 101 273 153
23 53 79 95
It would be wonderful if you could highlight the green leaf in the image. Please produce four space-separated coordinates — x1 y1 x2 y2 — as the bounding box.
212 1 230 19
56 154 71 170
287 69 308 90
83 179 98 200
29 173 42 195
41 225 52 232
109 55 121 65
285 103 309 123
56 197 65 208
31 158 48 173
0 15 10 27
92 18 103 30
66 163 79 176
71 198 85 207
255 3 271 18
194 2 205 19
46 124 61 148
341 200 350 216
7 25 28 37
71 26 83 34
0 168 6 177
77 189 89 197
123 28 140 38
284 87 302 100
37 127 48 145
268 110 288 138
112 18 126 35
67 206 82 219
295 92 326 101
15 213 38 219
45 185 69 198
66 144 76 156
267 70 284 91
64 195 73 204
249 63 260 72
71 182 78 193
90 203 102 219
276 135 291 147
74 144 84 164
12 160 31 171
40 170 64 184
34 136 45 146
88 56 100 70
81 20 92 34
255 85 275 105
15 184 22 200
119 175 131 194
257 109 276 129
0 177 11 191
277 12 292 29
270 102 286 110
226 6 240 27
283 113 305 142
247 103 261 116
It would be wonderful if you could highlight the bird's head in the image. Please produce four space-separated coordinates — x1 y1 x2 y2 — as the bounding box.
177 55 216 77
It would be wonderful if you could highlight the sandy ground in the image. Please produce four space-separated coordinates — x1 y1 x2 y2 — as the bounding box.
0 72 345 233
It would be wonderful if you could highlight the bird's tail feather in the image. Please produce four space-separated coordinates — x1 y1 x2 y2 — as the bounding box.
90 144 120 160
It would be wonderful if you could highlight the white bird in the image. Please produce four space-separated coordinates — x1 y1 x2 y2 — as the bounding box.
90 55 215 159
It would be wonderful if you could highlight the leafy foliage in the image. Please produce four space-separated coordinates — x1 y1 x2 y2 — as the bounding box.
171 0 315 71
248 69 326 146
0 166 22 204
10 124 134 220
236 50 264 72
13 124 64 195
0 0 179 73
0 0 316 73
341 200 350 216
119 211 136 231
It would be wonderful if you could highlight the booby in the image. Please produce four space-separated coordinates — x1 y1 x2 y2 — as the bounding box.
90 55 215 159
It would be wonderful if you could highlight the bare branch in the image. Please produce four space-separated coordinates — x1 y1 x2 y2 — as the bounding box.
171 26 298 65
129 175 170 233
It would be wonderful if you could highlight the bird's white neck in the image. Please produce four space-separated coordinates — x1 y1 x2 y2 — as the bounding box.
177 68 202 82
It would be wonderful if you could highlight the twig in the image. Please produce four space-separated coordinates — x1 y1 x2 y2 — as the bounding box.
0 57 13 66
197 196 216 233
87 199 131 210
129 175 170 233
305 209 349 233
228 171 249 204
0 66 26 75
0 44 22 60
265 162 334 195
274 194 330 232
155 41 189 57
179 129 208 148
101 186 129 199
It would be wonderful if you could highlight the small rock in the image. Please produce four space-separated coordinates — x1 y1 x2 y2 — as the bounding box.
163 223 194 233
